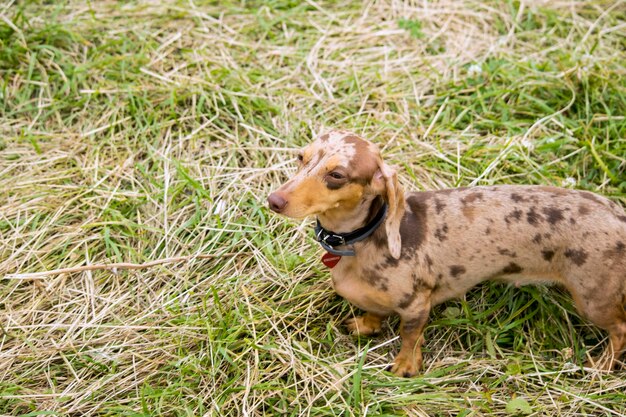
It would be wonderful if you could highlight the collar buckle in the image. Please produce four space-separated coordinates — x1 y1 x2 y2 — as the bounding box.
316 229 346 246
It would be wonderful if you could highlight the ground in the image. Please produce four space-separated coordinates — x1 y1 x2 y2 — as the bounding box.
1 0 625 416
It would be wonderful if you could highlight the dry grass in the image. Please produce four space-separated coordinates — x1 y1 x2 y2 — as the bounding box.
1 0 626 415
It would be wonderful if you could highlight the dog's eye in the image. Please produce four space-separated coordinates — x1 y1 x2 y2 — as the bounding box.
297 154 304 163
325 171 348 190
328 172 345 180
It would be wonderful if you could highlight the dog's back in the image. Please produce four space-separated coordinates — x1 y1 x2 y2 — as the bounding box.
412 185 626 309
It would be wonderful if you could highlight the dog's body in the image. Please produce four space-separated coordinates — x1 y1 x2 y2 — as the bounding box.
268 130 626 377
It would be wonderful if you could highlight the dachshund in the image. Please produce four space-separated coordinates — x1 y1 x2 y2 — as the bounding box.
268 130 626 377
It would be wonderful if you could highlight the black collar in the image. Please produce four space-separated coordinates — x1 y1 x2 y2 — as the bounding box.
314 202 388 256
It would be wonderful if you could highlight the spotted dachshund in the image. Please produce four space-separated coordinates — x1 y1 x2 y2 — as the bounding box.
268 130 626 377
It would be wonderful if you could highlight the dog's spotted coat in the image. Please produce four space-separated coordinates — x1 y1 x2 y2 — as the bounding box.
268 130 626 377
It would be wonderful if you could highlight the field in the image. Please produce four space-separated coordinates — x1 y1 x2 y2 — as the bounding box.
1 0 626 415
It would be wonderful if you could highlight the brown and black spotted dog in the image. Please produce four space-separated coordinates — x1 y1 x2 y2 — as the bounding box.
267 130 626 377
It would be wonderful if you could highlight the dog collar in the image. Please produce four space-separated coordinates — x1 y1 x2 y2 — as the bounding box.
314 203 388 256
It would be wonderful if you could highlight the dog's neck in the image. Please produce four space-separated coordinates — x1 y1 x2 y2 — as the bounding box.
317 195 385 234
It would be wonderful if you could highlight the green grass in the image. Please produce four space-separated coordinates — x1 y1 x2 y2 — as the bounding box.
1 0 626 415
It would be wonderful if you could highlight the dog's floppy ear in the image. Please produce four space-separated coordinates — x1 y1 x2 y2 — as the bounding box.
373 161 405 259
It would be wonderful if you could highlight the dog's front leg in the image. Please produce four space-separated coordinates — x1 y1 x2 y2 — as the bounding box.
390 303 431 377
345 312 384 336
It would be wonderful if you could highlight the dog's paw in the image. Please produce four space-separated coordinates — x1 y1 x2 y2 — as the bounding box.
345 316 381 336
389 353 421 378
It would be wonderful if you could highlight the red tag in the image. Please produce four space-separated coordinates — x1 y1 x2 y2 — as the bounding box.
322 252 342 268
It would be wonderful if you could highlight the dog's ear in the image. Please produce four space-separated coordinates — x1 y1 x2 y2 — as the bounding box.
373 161 404 259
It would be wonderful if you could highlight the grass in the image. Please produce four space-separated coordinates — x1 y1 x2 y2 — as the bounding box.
1 0 625 415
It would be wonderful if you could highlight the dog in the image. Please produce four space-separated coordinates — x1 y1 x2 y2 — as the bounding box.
267 130 626 377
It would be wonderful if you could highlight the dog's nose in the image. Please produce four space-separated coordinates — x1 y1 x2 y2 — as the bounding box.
268 193 287 213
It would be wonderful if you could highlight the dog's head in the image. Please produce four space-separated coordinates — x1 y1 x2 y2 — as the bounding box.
268 130 404 258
